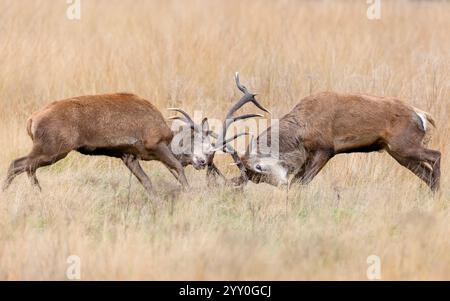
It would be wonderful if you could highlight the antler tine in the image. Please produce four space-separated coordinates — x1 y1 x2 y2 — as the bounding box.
167 108 195 124
218 113 263 152
221 113 263 144
168 115 187 121
231 113 264 124
167 108 200 131
212 132 249 152
224 132 248 144
208 131 218 139
235 72 249 94
215 73 270 152
168 115 196 130
228 73 271 120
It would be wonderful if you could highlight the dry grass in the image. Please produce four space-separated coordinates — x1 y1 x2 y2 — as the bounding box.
0 0 449 280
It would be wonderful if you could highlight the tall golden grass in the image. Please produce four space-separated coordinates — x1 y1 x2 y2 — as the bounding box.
0 0 449 280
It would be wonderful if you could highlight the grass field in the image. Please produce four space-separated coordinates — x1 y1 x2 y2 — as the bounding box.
0 0 449 280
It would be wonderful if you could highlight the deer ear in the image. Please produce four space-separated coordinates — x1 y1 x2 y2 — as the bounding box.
201 117 209 132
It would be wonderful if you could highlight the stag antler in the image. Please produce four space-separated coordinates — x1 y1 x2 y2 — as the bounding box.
215 73 270 151
212 72 270 184
167 108 201 132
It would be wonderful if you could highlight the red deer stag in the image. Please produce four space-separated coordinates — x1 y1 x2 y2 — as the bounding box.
2 93 230 196
216 73 441 191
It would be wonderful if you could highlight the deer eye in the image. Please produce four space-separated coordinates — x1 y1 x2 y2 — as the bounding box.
255 164 263 172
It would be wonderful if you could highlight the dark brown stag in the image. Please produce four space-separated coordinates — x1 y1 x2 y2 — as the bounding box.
216 74 441 191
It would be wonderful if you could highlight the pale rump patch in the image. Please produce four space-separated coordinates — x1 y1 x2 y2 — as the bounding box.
30 119 38 138
412 107 434 132
416 112 427 131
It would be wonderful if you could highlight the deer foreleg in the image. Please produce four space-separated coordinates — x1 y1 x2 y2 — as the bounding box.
122 154 155 196
291 151 331 185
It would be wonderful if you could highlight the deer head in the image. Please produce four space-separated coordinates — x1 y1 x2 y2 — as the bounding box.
239 134 291 187
168 108 217 170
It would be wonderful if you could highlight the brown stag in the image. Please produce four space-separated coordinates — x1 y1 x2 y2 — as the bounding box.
216 73 441 191
2 93 231 196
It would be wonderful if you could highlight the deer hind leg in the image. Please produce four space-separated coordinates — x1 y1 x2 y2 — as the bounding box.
3 156 29 190
121 154 154 196
153 142 189 189
420 148 440 191
25 147 70 190
387 145 440 191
